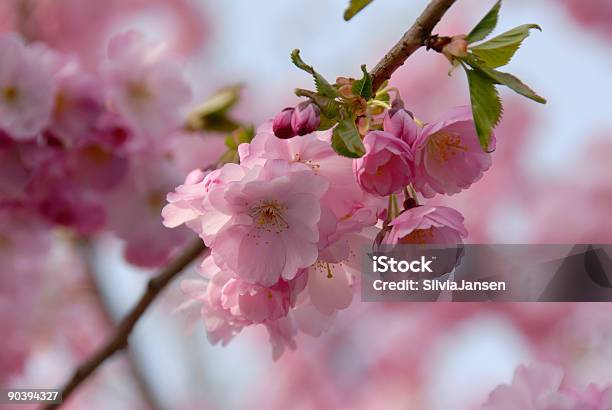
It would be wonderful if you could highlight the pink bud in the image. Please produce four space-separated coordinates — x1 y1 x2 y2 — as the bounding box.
272 107 296 139
291 102 320 136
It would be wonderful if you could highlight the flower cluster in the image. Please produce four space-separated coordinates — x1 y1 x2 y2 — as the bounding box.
0 31 218 268
164 123 381 358
165 97 493 357
351 103 494 201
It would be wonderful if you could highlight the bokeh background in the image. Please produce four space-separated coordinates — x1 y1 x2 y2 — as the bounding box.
1 0 612 409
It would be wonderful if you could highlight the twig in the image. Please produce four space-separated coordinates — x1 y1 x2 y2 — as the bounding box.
45 1 459 407
78 243 162 410
43 239 206 410
370 0 457 91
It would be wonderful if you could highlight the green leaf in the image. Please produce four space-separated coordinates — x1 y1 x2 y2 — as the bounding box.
466 56 546 103
351 65 373 100
317 113 337 131
193 85 242 117
465 66 502 150
310 93 341 119
225 135 237 150
331 118 365 158
186 85 242 131
344 0 374 21
290 49 337 98
471 43 521 68
224 126 254 151
466 0 501 44
471 24 541 67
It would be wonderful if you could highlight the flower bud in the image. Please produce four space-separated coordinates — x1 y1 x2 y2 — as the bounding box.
291 101 321 136
442 35 469 60
272 107 296 139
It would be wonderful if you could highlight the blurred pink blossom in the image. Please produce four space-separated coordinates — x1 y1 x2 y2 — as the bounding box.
0 33 55 139
104 30 191 141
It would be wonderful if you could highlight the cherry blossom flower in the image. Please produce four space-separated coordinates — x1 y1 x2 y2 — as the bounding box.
353 130 414 197
0 33 56 140
385 205 467 245
104 31 191 141
383 105 420 146
304 231 367 317
106 149 192 267
238 122 382 230
181 255 306 356
48 60 106 146
413 106 494 197
210 160 328 286
163 163 248 243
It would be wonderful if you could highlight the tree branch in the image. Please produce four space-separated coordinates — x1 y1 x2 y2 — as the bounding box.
44 239 206 410
44 1 459 407
79 243 162 410
370 0 458 91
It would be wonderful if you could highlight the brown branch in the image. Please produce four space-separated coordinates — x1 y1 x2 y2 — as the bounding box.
78 243 162 410
44 1 460 408
370 0 458 91
43 239 206 410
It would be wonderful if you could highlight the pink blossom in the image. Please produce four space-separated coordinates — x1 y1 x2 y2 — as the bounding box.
181 255 305 357
305 231 367 316
239 122 383 229
104 31 191 141
265 316 298 360
413 106 494 197
353 130 414 197
482 364 574 410
383 104 420 146
48 60 106 146
162 163 247 242
21 0 208 68
210 160 328 286
562 0 612 39
0 33 56 139
24 148 109 235
385 205 467 245
106 149 192 267
165 156 329 285
22 140 127 235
